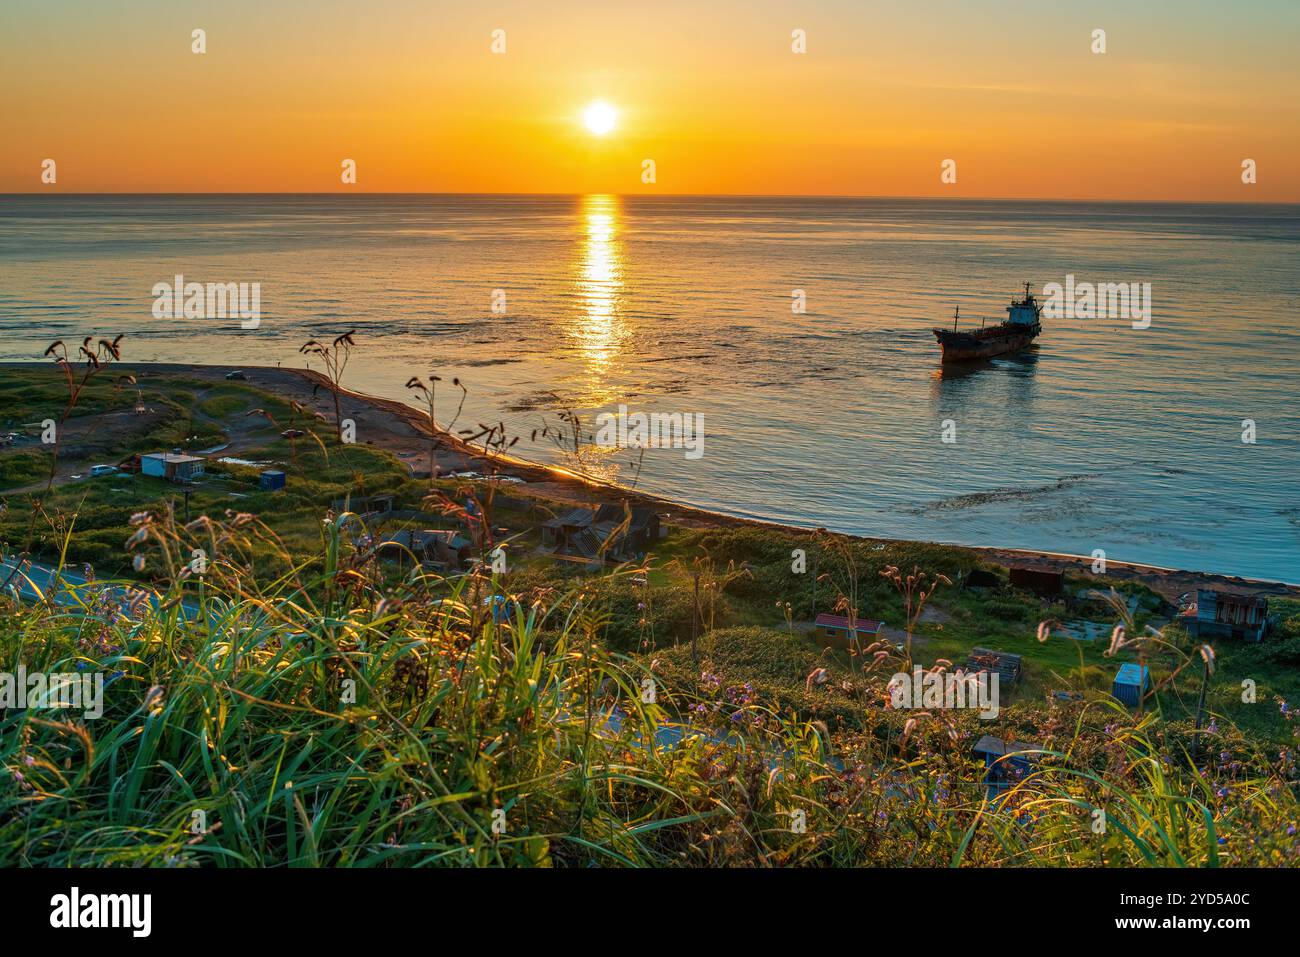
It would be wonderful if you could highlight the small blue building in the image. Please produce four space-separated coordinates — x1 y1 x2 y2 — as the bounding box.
972 735 1039 795
1112 663 1152 708
1178 590 1267 642
260 470 286 491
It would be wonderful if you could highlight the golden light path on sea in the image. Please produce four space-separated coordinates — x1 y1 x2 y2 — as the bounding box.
562 193 630 482
572 194 625 388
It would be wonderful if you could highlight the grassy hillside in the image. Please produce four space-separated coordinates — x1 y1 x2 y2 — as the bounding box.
4 365 1298 866
2 508 1297 867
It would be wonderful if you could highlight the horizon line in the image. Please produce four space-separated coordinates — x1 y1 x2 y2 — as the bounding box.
1 190 1295 207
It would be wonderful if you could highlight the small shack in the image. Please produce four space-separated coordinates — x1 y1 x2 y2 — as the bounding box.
542 508 596 548
141 451 205 483
259 470 286 491
1179 590 1268 642
966 648 1023 688
594 504 662 553
973 735 1039 794
378 529 471 570
1112 663 1152 707
1009 566 1064 597
333 493 396 516
542 503 661 562
813 613 883 649
964 568 1001 589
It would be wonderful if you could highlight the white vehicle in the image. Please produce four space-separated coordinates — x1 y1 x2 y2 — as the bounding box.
89 465 118 477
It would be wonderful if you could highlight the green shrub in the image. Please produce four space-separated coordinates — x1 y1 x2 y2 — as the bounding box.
0 449 52 491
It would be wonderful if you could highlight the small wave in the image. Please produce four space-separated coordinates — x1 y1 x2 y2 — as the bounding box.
902 472 1102 515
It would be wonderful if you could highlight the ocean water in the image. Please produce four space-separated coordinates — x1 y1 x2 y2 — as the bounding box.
1 194 1297 581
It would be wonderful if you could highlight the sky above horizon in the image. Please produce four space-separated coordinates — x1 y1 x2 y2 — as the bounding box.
2 0 1298 200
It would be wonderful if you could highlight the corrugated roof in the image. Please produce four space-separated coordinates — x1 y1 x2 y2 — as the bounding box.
594 503 658 526
1199 589 1266 611
973 735 1039 757
143 452 204 464
543 508 595 529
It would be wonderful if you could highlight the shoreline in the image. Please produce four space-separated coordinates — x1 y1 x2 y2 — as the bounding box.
7 360 1298 601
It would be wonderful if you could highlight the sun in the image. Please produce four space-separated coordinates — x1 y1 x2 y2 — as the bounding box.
583 101 617 136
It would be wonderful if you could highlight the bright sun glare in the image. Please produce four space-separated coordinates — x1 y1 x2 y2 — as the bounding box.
583 101 617 136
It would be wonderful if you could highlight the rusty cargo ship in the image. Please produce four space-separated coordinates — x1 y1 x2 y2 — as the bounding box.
934 283 1043 363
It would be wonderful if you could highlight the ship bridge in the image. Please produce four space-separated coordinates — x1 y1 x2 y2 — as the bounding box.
1006 283 1042 326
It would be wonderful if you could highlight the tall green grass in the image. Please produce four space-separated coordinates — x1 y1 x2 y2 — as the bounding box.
2 511 1296 867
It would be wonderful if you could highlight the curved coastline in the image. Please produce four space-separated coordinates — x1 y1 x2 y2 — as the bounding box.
4 360 1296 600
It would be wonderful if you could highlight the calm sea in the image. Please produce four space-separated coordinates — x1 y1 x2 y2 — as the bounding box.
1 194 1297 581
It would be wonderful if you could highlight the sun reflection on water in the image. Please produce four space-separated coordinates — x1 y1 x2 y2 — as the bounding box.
570 194 626 398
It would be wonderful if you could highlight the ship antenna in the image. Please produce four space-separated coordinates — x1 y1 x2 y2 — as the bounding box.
953 305 959 331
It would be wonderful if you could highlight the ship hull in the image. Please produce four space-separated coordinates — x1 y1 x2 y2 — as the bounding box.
933 323 1040 363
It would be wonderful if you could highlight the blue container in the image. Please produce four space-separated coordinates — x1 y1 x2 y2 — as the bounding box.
260 470 286 491
1112 663 1151 707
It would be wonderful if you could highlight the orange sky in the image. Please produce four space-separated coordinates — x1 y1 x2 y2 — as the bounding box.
2 0 1297 200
